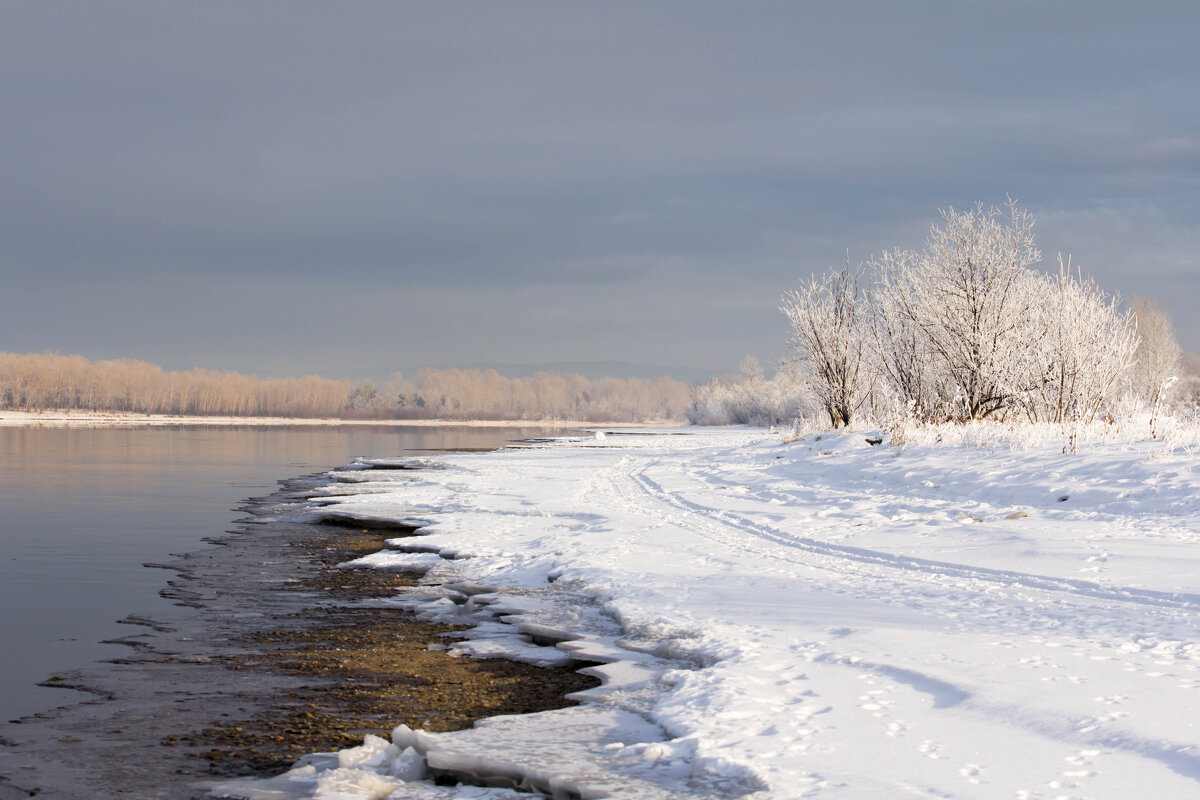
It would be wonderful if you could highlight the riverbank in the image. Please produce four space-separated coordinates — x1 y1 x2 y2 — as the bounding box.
0 463 601 799
212 425 1200 799
0 409 676 428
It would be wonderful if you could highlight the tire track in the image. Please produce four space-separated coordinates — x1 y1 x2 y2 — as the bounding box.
627 464 1200 614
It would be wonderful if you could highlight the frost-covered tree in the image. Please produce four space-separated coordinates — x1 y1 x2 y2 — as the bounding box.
770 200 1176 436
867 249 950 421
740 355 765 384
781 259 870 428
1129 297 1182 409
885 200 1040 421
1016 257 1137 428
347 381 392 416
1178 353 1200 408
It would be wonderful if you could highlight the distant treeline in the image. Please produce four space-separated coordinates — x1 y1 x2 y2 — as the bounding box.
378 369 689 422
0 352 690 422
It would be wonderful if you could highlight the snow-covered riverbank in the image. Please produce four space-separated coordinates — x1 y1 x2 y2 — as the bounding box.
217 425 1200 799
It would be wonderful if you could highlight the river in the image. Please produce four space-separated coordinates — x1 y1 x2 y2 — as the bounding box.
0 424 558 723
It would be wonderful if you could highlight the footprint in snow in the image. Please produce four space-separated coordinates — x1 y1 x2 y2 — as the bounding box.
959 763 985 784
1017 654 1053 669
918 740 944 760
857 689 894 717
1065 748 1101 764
1063 748 1101 784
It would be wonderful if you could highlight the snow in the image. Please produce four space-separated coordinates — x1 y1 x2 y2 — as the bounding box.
214 425 1200 799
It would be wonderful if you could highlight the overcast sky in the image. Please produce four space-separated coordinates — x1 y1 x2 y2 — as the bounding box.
2 2 1197 381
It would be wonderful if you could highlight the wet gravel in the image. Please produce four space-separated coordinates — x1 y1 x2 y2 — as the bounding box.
182 526 598 778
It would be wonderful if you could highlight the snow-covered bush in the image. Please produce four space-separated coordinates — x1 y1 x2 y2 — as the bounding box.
686 360 818 426
877 411 1200 456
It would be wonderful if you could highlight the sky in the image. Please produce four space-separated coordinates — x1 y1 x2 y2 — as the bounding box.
2 2 1198 382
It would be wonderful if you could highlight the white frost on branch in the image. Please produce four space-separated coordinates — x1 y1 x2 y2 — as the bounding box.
1129 296 1183 409
883 200 1041 421
1017 256 1138 427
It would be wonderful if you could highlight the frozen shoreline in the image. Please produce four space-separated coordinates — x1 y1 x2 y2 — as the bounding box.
0 409 674 428
0 462 599 799
214 425 1200 799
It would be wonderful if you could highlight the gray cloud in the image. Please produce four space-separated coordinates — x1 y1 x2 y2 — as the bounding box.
2 1 1198 378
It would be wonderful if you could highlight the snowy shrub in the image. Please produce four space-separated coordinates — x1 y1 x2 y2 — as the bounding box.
881 412 1200 457
1155 407 1200 453
780 413 836 443
687 360 819 427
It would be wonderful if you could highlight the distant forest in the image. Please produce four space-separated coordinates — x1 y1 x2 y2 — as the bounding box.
0 352 691 423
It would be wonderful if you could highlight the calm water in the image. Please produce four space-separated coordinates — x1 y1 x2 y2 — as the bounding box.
0 424 555 722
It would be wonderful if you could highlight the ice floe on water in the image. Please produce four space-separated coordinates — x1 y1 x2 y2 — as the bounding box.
214 425 1200 799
